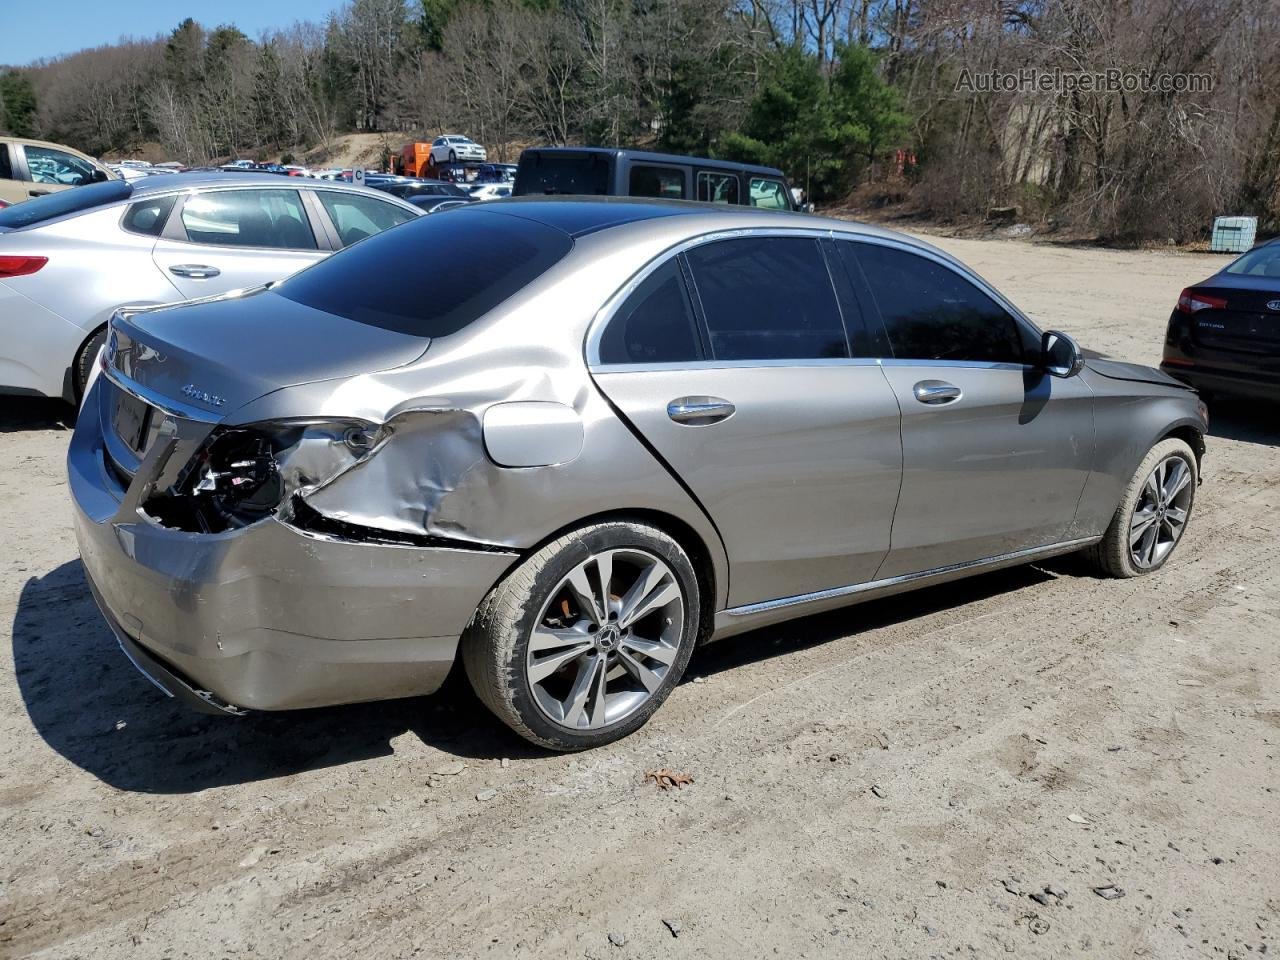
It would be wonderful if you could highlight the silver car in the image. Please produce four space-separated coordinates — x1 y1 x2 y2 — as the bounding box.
68 200 1207 750
0 174 419 402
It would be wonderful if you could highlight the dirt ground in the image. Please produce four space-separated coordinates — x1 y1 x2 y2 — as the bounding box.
2 235 1278 959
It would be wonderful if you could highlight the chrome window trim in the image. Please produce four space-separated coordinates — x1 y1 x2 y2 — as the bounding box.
724 536 1101 618
591 357 1033 374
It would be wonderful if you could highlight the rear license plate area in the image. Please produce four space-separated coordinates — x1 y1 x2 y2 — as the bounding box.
113 391 153 455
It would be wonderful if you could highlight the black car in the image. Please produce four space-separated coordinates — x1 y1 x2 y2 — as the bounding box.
1162 238 1280 400
376 179 471 201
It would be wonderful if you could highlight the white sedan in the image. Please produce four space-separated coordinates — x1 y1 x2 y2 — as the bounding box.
429 136 487 165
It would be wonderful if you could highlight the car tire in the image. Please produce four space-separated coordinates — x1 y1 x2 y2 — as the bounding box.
448 150 457 163
1083 437 1198 578
73 326 108 402
462 520 701 751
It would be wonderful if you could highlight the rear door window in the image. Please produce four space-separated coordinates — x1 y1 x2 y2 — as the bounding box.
846 242 1027 364
684 236 849 361
629 165 685 200
0 145 13 180
179 189 317 250
697 171 740 205
315 191 415 247
22 145 98 187
748 178 790 210
277 209 573 337
598 260 703 364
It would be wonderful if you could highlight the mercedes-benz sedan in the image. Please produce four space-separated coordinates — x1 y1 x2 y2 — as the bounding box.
69 199 1207 750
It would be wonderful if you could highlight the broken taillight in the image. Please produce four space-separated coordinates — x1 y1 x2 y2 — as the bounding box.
0 255 48 278
1175 288 1227 313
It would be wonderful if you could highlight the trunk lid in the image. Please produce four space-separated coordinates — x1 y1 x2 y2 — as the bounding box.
1186 276 1280 356
110 287 431 416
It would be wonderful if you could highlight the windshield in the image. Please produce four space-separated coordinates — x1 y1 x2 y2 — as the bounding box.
1225 243 1280 279
277 209 573 337
0 179 132 229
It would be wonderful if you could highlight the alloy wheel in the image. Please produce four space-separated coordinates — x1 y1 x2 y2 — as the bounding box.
525 549 685 730
1129 455 1193 569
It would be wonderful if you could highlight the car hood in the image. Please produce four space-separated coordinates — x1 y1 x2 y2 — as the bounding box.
109 288 431 416
1085 357 1190 390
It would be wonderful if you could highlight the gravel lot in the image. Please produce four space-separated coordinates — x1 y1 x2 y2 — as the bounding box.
2 234 1277 959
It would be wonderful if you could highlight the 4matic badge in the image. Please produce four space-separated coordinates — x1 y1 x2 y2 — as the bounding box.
181 384 227 407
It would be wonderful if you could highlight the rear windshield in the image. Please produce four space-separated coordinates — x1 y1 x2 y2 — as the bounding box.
276 210 573 337
0 179 132 229
1225 243 1280 279
515 153 611 197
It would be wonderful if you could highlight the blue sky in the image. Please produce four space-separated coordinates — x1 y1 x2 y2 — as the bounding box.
1 1 346 66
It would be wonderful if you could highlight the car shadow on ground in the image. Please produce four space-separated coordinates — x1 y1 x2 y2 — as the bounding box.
0 397 74 434
11 560 541 795
14 557 1062 794
1206 395 1280 447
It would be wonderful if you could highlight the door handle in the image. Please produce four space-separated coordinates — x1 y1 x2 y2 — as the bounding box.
667 396 736 425
28 190 48 197
912 380 962 405
168 264 221 279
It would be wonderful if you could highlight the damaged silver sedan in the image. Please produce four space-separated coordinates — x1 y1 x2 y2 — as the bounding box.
69 199 1207 750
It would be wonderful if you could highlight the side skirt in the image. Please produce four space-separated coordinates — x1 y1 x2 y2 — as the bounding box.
709 536 1101 641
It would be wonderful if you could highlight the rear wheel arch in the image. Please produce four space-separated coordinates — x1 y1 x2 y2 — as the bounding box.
518 508 720 644
70 322 109 403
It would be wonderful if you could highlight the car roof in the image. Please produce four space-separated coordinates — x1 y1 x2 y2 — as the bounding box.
450 196 900 242
127 172 405 202
519 146 789 180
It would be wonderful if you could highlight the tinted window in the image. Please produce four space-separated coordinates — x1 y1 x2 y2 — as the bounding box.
277 210 573 337
685 237 849 361
849 242 1026 364
749 178 789 210
0 146 12 180
697 171 739 205
1225 243 1280 279
629 165 684 199
0 179 131 229
24 145 98 187
122 195 176 237
316 191 415 247
599 260 702 364
514 153 611 196
180 189 316 250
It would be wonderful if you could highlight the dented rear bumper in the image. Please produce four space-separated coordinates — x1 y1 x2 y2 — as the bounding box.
69 377 518 712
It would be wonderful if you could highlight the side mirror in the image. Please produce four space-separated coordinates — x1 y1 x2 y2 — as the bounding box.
91 169 110 183
1041 329 1085 378
802 202 816 214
